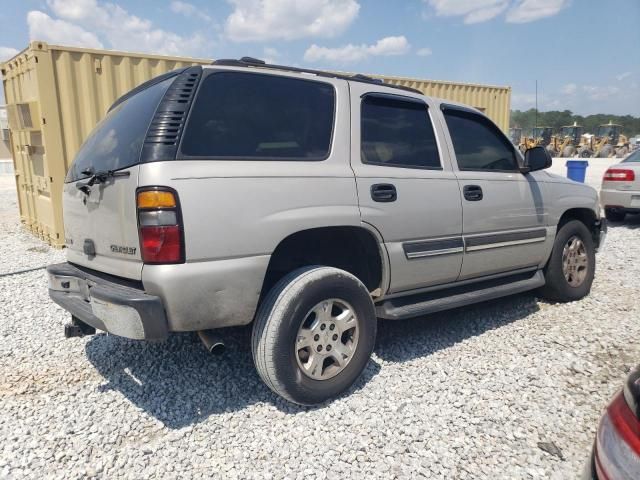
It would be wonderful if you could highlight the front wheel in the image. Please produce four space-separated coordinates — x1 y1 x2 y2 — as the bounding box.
539 220 595 302
563 146 576 158
251 266 377 405
599 145 615 158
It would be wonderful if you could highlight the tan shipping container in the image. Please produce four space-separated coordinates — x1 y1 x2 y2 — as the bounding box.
1 42 511 247
368 74 511 132
1 42 210 247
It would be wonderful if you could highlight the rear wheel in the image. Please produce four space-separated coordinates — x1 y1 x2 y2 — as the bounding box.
605 208 626 222
616 146 628 158
539 220 595 302
251 266 377 405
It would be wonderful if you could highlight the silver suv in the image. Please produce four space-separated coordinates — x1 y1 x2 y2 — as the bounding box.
48 58 606 405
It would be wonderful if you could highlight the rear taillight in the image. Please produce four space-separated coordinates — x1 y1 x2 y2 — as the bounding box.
594 392 640 480
604 169 636 181
137 188 184 264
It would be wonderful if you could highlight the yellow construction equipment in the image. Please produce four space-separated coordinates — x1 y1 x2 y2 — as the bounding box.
550 122 585 157
517 127 551 154
577 121 630 158
523 127 555 154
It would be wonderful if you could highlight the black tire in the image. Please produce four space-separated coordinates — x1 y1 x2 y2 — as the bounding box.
539 220 596 302
605 208 626 222
599 145 614 158
251 266 377 405
578 148 592 158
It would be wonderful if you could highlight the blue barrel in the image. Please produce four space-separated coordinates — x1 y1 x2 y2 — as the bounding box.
566 160 589 183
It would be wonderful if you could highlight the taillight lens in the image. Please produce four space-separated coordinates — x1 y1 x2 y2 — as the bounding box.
137 188 184 264
594 392 640 480
604 169 636 181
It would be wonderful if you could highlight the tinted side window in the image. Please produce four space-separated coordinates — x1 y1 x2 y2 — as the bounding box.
180 72 335 160
66 76 174 182
361 95 440 169
443 109 519 171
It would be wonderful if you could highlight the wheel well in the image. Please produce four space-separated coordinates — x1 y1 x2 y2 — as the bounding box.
558 208 597 229
558 208 599 243
260 226 384 299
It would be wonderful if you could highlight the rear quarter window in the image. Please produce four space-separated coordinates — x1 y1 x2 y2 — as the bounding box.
179 72 335 160
66 76 174 182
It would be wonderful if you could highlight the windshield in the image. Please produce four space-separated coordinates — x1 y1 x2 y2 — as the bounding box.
561 127 582 140
623 150 640 163
533 128 552 137
65 76 174 182
596 125 618 138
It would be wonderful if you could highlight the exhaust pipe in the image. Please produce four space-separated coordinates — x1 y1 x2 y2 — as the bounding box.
197 330 225 355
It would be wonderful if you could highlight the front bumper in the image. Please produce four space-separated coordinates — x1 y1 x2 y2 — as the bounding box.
47 262 168 340
595 218 607 252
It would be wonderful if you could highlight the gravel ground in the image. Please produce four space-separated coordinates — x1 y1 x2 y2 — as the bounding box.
1 172 639 479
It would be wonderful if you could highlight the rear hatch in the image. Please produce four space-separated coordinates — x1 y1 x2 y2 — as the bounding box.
63 74 177 280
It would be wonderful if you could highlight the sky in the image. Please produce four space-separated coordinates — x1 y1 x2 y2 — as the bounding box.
0 0 639 115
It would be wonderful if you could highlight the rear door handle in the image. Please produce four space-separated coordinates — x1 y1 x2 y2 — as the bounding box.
371 183 397 202
463 185 483 201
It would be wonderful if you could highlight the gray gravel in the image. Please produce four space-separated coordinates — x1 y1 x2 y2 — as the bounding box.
1 172 639 479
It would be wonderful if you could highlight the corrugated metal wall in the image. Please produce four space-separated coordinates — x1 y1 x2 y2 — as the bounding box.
1 42 511 247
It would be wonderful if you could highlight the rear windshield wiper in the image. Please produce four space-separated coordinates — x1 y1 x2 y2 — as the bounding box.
75 168 130 194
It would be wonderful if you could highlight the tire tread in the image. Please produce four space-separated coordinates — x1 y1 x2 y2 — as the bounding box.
252 266 356 403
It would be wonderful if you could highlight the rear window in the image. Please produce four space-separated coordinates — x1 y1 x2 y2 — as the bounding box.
65 77 174 182
623 150 640 163
180 72 335 160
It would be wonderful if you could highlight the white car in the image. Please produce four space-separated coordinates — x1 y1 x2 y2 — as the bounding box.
601 149 640 221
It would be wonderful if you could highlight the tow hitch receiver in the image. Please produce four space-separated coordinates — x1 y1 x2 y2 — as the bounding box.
64 316 97 338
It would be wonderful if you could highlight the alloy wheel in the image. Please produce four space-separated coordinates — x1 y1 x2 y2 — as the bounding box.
562 235 589 287
295 299 359 380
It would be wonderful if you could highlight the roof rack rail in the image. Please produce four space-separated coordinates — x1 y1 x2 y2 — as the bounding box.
211 57 423 95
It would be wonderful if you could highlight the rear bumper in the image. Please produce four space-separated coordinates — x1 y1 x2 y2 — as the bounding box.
601 188 640 210
47 262 168 340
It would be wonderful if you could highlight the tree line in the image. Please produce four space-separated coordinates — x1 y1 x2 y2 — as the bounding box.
510 109 640 137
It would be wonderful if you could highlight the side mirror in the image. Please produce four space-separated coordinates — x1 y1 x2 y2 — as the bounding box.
522 146 552 173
